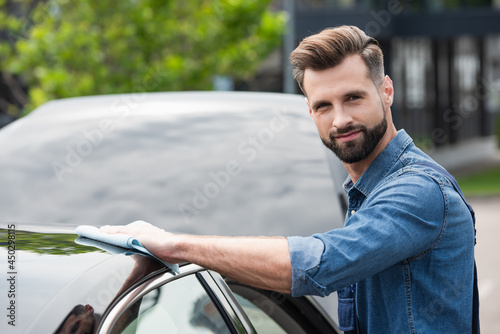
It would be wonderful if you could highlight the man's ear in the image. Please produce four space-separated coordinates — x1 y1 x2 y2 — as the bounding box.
305 97 313 117
382 75 394 107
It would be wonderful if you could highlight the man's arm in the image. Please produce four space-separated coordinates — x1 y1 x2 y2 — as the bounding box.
101 224 293 293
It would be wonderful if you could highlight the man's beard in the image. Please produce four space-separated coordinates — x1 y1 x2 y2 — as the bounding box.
321 114 387 164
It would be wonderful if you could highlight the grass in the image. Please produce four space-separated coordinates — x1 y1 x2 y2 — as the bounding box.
457 166 500 197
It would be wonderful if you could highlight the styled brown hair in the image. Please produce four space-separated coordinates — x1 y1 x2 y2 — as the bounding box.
290 25 384 94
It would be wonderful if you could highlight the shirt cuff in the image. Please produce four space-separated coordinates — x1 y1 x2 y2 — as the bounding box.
287 235 326 297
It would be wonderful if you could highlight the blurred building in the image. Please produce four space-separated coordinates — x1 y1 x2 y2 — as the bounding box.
251 0 500 148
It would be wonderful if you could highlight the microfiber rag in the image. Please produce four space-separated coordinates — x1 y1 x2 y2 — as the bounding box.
75 222 179 274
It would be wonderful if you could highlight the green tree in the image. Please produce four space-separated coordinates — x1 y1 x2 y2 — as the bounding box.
0 0 30 119
3 0 286 113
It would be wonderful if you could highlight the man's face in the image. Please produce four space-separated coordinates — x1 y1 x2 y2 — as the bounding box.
58 304 97 334
303 55 392 164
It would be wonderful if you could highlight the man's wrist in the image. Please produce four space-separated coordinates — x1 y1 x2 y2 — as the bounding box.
155 233 191 264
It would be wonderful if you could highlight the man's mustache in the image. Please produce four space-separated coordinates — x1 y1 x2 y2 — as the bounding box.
329 125 367 138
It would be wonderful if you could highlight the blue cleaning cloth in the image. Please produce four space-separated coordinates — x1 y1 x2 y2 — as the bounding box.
75 222 179 274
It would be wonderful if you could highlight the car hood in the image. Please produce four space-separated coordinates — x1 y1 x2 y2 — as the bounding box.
0 226 168 334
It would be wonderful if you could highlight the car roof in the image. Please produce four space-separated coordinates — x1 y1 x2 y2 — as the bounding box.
0 91 347 236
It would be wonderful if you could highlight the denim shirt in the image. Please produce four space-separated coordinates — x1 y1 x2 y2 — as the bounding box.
288 130 475 333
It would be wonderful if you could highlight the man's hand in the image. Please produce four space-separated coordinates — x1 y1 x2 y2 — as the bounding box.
100 221 293 294
100 221 183 263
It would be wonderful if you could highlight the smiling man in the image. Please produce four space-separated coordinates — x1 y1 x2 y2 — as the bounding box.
287 26 477 333
102 26 478 333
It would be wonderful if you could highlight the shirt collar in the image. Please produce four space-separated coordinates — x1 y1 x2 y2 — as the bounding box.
343 129 413 197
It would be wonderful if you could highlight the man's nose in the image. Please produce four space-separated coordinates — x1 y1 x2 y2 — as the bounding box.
332 107 354 130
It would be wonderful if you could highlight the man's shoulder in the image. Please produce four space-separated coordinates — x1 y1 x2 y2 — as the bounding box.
384 139 452 189
366 159 449 208
388 161 450 186
372 165 446 198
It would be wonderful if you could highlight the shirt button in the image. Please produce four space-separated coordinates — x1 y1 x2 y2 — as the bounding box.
351 210 356 215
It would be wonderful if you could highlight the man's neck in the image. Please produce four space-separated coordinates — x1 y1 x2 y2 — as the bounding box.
343 125 398 184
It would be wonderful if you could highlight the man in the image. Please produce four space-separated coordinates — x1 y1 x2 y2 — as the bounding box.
102 26 476 333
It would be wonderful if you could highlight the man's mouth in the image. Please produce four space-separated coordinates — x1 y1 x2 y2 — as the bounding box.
334 130 361 142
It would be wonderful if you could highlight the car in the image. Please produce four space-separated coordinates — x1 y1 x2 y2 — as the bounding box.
0 91 348 333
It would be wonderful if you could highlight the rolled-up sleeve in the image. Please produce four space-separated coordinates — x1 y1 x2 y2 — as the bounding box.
287 235 326 297
288 172 446 298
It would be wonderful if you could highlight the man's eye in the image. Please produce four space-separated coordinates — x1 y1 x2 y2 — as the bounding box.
348 95 361 102
315 103 328 111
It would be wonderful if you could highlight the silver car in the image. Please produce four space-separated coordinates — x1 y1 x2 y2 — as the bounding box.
0 91 347 333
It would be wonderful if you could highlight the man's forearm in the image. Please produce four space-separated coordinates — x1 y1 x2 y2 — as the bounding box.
170 235 293 293
101 223 293 294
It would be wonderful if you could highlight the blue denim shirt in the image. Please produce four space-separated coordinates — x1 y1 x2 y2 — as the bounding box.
288 130 475 333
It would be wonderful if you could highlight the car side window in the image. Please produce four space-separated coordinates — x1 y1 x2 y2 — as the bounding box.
228 284 307 334
232 293 288 334
111 274 231 334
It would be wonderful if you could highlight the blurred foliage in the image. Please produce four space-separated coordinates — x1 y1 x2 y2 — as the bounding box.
457 166 500 197
496 115 500 147
0 0 286 114
412 134 435 154
0 1 19 70
0 228 100 255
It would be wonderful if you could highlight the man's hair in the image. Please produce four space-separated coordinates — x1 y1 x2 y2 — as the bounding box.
290 25 384 94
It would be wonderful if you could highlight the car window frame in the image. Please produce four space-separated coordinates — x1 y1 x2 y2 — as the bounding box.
97 263 253 334
96 261 340 334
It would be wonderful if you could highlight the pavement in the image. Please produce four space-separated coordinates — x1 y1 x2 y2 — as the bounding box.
469 196 500 334
429 136 500 177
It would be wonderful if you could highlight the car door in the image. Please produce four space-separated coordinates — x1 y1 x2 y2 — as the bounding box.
98 263 248 333
98 263 340 333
